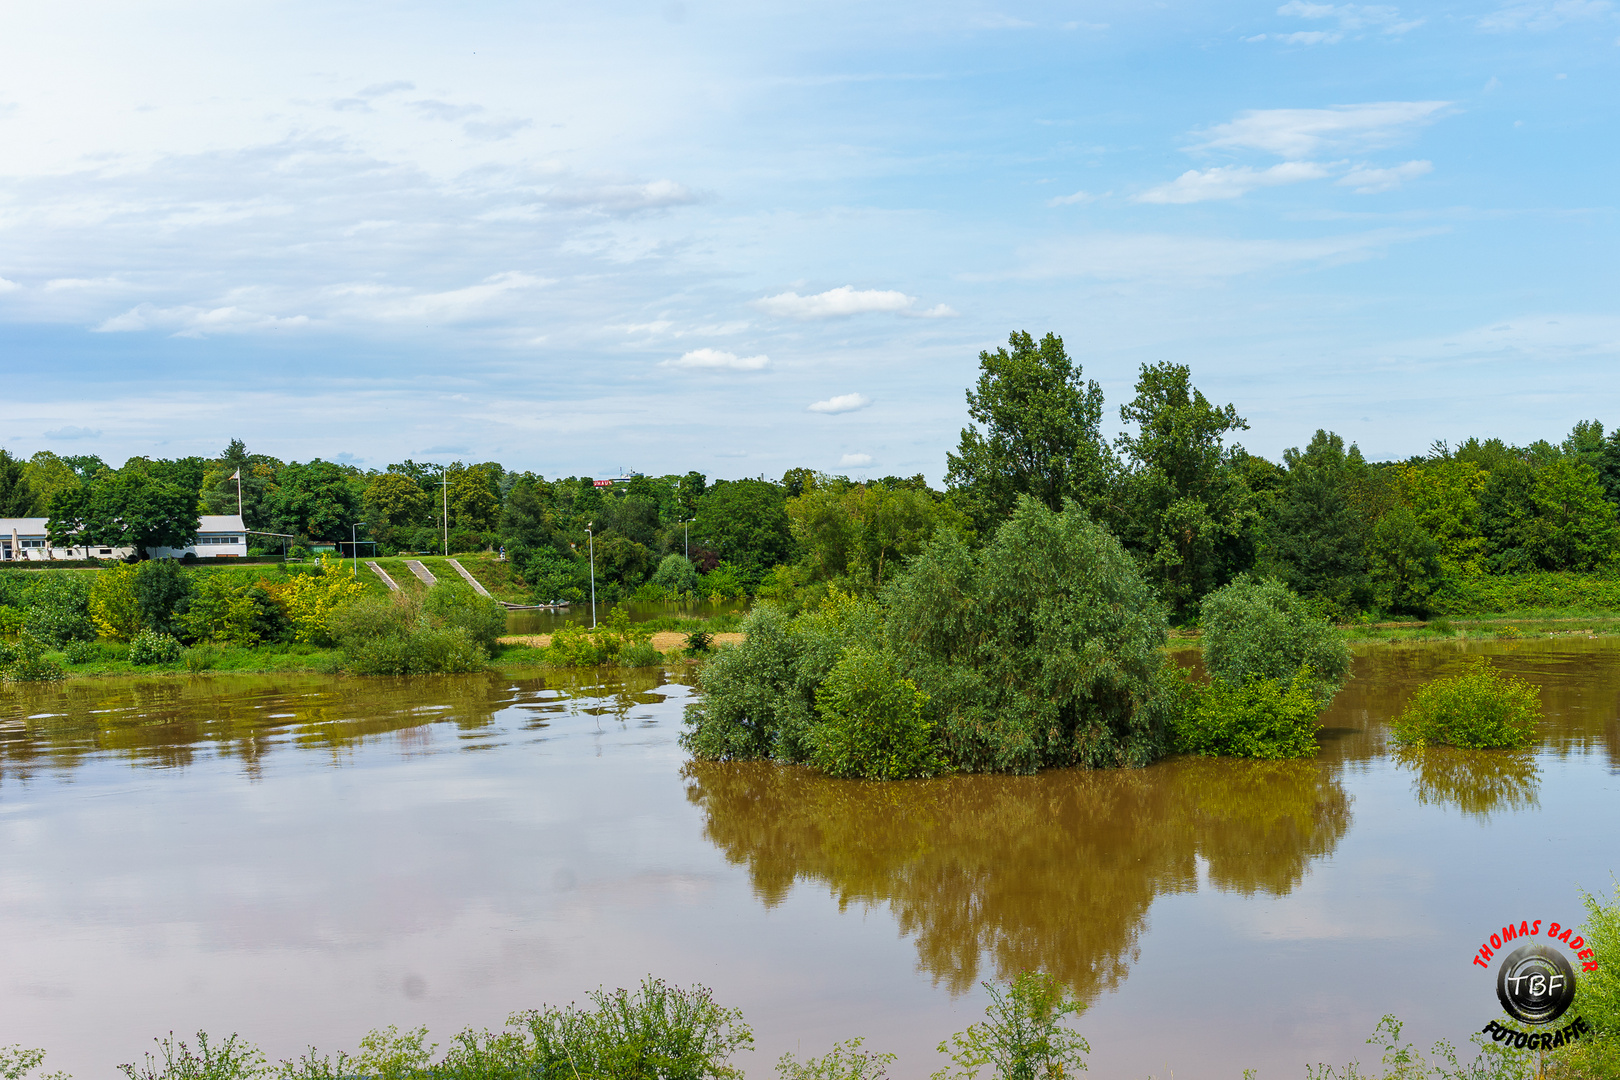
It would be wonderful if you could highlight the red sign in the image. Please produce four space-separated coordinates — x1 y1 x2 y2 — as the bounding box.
593 479 614 488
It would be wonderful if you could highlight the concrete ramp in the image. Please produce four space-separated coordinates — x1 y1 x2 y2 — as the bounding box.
404 559 438 586
366 561 400 592
445 558 493 597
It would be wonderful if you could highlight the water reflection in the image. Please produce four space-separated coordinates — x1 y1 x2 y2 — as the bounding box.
684 755 1350 1001
0 667 688 784
1394 747 1541 818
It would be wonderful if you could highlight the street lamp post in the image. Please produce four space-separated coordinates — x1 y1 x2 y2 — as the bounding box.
585 522 597 629
439 471 450 557
351 521 366 577
682 519 692 561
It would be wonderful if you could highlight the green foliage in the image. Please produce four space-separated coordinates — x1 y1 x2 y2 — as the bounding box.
1370 505 1445 617
262 459 363 543
652 553 702 597
134 559 194 637
63 639 100 664
1390 659 1541 749
808 645 941 780
1174 668 1323 759
620 641 664 668
183 644 223 672
0 1045 68 1080
328 593 489 675
1263 431 1371 618
778 1039 895 1080
22 573 96 645
685 628 715 654
422 582 505 654
1304 1014 1532 1080
691 479 792 585
2 631 66 682
120 1032 265 1080
0 448 33 516
48 467 200 554
701 562 746 600
129 629 184 665
682 595 884 763
1199 576 1350 708
182 573 288 646
945 330 1111 529
0 604 24 637
886 498 1177 772
787 479 968 595
22 451 81 517
932 972 1089 1080
1111 362 1254 620
1397 460 1488 577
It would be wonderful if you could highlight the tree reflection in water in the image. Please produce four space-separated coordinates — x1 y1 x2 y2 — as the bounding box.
1393 747 1541 819
684 756 1350 1002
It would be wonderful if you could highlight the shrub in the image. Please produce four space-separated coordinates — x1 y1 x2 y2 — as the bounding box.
885 498 1177 772
702 561 747 600
90 563 144 640
182 573 288 646
182 644 223 672
933 972 1089 1080
546 622 621 666
2 632 66 683
1572 880 1620 1038
128 629 183 666
652 553 702 598
329 593 489 676
133 559 192 637
422 581 505 654
1173 668 1323 759
0 604 26 637
1199 575 1351 708
1390 659 1541 749
809 645 941 780
685 628 716 654
62 640 99 665
778 1039 895 1080
620 641 664 668
265 554 366 645
23 574 96 646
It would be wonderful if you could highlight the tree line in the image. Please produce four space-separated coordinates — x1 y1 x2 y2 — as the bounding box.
5 329 1620 617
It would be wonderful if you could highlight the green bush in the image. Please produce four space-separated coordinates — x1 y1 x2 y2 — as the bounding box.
129 630 183 666
133 559 193 638
778 1039 895 1080
330 594 489 675
23 574 96 646
0 603 25 637
182 645 223 672
653 553 702 598
1199 575 1351 708
63 640 100 665
934 972 1089 1080
685 628 716 654
2 631 66 683
1390 659 1541 749
809 645 941 780
1173 669 1323 759
620 641 665 668
422 581 505 653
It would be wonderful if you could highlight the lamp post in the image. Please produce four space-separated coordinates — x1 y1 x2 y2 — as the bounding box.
682 519 692 561
351 521 366 577
439 470 450 557
585 522 597 629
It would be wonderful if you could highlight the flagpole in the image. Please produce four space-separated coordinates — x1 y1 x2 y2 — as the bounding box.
234 469 243 518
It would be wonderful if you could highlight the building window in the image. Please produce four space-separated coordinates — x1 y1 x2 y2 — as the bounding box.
20 539 45 549
99 549 114 555
196 535 244 546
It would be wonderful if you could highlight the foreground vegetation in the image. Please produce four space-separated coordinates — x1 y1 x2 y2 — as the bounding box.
3 882 1613 1080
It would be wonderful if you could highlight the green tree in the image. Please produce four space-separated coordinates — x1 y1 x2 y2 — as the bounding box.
1396 460 1486 576
21 452 80 517
132 558 193 637
1197 575 1350 708
692 479 792 586
1113 363 1254 619
0 449 32 516
1261 431 1370 617
1526 457 1620 571
787 479 965 593
447 463 501 532
48 468 200 555
263 459 363 541
1368 506 1444 616
1563 419 1620 506
946 331 1112 528
199 441 282 526
363 471 433 548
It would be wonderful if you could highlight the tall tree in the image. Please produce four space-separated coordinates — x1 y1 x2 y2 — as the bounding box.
263 460 364 542
22 452 82 517
691 479 792 585
1262 431 1371 617
1112 363 1254 619
0 449 33 516
945 331 1112 528
47 468 199 555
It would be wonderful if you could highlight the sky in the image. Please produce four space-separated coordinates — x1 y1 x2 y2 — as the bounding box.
1 0 1616 483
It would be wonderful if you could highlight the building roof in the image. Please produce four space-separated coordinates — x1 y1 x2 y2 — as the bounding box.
199 515 247 533
0 518 50 536
1 516 246 539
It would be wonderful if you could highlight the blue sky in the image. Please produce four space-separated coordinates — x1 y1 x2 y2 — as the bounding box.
1 0 1616 482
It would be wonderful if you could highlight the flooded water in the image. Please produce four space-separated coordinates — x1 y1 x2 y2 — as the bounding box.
504 600 744 635
0 639 1615 1078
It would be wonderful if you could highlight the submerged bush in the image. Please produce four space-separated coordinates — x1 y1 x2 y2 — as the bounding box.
1173 668 1323 760
1390 659 1541 749
128 629 183 666
620 640 665 668
809 645 940 780
329 593 490 676
778 1039 895 1080
934 971 1089 1080
421 580 505 653
2 632 66 683
1199 575 1350 708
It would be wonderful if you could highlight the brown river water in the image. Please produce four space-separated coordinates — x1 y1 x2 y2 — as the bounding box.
0 639 1615 1078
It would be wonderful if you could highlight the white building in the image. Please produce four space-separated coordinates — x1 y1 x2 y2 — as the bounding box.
0 515 248 562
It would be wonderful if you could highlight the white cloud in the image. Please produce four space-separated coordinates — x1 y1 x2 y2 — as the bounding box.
541 179 699 214
754 285 916 319
0 278 18 293
662 348 770 371
839 453 872 466
1337 159 1432 192
1273 1 1424 35
1046 189 1096 206
1001 227 1442 281
42 426 102 440
808 393 872 414
1479 0 1614 31
1195 101 1452 158
1136 161 1330 203
96 303 312 336
912 303 959 318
